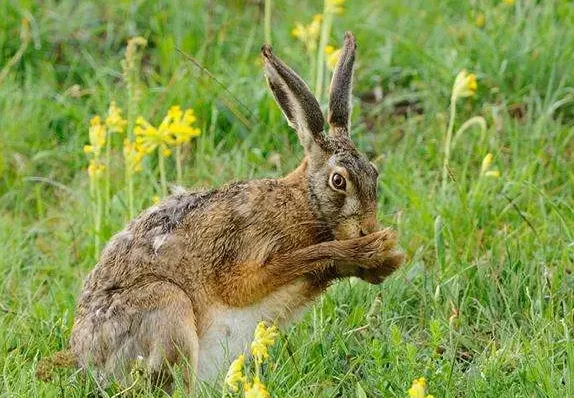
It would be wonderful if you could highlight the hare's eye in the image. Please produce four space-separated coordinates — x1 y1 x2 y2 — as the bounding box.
331 173 347 191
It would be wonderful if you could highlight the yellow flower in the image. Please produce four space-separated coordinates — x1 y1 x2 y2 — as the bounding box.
244 377 270 398
408 377 434 398
292 14 323 52
480 153 500 178
165 105 201 145
123 139 146 173
326 0 345 14
250 322 279 364
105 101 127 133
224 354 245 393
309 14 322 37
135 116 173 157
325 45 342 70
480 153 493 174
85 116 106 156
503 0 515 5
475 12 485 28
452 70 477 101
135 106 201 158
151 195 161 204
87 159 105 179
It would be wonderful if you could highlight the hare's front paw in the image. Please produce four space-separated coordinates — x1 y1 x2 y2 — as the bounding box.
356 249 404 284
357 228 398 265
355 228 404 284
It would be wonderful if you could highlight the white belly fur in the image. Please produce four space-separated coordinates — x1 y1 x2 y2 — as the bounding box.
197 279 311 379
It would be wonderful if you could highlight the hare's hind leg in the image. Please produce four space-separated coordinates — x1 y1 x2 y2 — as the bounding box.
72 281 199 391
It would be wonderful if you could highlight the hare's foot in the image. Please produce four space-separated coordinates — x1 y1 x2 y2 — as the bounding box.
334 228 404 283
354 248 404 284
71 281 198 392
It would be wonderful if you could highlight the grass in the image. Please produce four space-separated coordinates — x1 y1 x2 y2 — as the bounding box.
1 0 573 396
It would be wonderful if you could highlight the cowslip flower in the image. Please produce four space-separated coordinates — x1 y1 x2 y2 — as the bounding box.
480 153 500 178
408 377 434 398
325 45 342 70
504 0 515 4
165 105 201 145
105 101 127 134
326 0 345 14
475 12 485 28
84 116 106 155
224 354 245 393
250 322 279 364
135 106 201 158
123 139 146 173
292 14 323 52
135 116 175 157
87 159 105 179
244 377 270 398
452 70 477 101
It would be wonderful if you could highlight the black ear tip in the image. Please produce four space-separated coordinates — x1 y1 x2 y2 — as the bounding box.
344 31 357 49
261 44 273 57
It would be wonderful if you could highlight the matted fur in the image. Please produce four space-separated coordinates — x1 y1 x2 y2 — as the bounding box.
68 31 404 390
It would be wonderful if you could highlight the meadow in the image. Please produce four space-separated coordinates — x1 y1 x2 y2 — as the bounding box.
1 0 574 396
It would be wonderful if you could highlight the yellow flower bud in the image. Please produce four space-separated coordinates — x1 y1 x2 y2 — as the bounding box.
105 101 127 134
452 70 478 101
224 354 245 392
481 153 494 175
250 322 279 364
475 13 485 28
244 377 270 398
408 377 427 398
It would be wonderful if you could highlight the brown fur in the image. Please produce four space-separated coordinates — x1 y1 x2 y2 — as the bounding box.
61 32 404 390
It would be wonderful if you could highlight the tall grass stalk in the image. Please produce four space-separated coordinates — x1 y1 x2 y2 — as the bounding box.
121 37 147 218
264 0 272 45
159 152 168 196
441 96 457 192
176 146 183 184
314 3 333 101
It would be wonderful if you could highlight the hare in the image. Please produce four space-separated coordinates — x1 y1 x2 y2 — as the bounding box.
69 31 404 389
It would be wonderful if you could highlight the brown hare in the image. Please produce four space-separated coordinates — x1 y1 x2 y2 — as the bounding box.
69 31 404 389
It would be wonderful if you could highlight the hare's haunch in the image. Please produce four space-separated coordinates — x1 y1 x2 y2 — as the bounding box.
69 31 404 390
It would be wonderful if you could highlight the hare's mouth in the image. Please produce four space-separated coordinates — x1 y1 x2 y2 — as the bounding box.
333 223 363 241
333 217 379 241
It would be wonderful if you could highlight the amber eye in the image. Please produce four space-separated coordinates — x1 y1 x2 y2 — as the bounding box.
331 173 346 191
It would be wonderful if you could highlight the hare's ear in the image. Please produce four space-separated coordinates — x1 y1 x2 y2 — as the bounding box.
262 45 327 152
327 32 356 138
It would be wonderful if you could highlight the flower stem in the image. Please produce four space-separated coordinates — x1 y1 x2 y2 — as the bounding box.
255 360 261 381
176 146 183 185
264 0 272 45
104 135 111 218
91 176 102 258
309 48 317 87
314 5 333 101
126 169 134 219
126 84 135 220
441 95 457 192
159 151 167 197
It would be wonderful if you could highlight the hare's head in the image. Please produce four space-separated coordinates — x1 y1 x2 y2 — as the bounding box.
263 32 380 241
